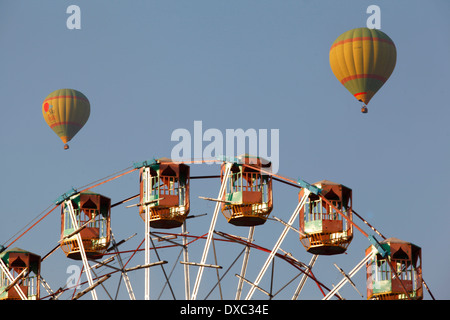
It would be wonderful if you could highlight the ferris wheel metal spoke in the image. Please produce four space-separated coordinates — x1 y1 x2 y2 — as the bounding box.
204 246 246 300
39 275 55 298
72 274 111 300
191 162 232 300
89 267 113 300
333 263 364 298
181 221 191 300
158 246 185 299
149 233 177 300
110 233 136 300
272 270 303 299
144 202 150 299
236 274 272 298
292 254 318 300
323 251 375 300
245 189 311 300
235 226 255 300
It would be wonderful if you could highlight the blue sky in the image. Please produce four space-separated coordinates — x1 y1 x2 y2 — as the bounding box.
0 0 449 300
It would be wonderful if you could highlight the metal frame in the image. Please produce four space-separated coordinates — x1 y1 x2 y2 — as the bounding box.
292 254 318 299
144 198 150 300
323 251 376 300
182 221 190 300
191 162 232 300
110 233 136 300
2 157 433 300
245 189 311 300
235 226 255 300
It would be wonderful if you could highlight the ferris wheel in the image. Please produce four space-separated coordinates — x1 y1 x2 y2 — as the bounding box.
0 155 434 301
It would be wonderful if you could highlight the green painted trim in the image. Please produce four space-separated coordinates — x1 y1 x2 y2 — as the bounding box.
304 220 323 233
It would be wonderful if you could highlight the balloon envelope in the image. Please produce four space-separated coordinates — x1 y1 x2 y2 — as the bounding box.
42 89 90 147
329 27 396 106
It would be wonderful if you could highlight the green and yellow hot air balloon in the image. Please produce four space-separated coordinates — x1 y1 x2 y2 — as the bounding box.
329 27 397 113
42 89 90 149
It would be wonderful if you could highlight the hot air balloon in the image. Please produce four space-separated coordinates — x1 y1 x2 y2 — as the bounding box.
329 27 396 113
42 89 90 149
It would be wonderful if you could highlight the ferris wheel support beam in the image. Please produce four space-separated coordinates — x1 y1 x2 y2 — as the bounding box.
144 202 150 300
334 263 364 298
89 267 113 300
39 275 56 299
110 233 136 300
141 166 153 300
292 254 318 300
323 251 375 300
191 162 232 300
66 200 98 300
245 189 311 300
204 247 246 300
149 235 177 299
72 274 111 300
235 226 255 300
236 274 272 297
182 221 191 300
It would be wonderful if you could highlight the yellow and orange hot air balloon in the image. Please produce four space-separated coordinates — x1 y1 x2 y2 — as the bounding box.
42 89 90 149
329 27 397 113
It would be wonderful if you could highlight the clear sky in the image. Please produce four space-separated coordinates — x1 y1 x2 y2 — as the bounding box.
0 0 449 300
